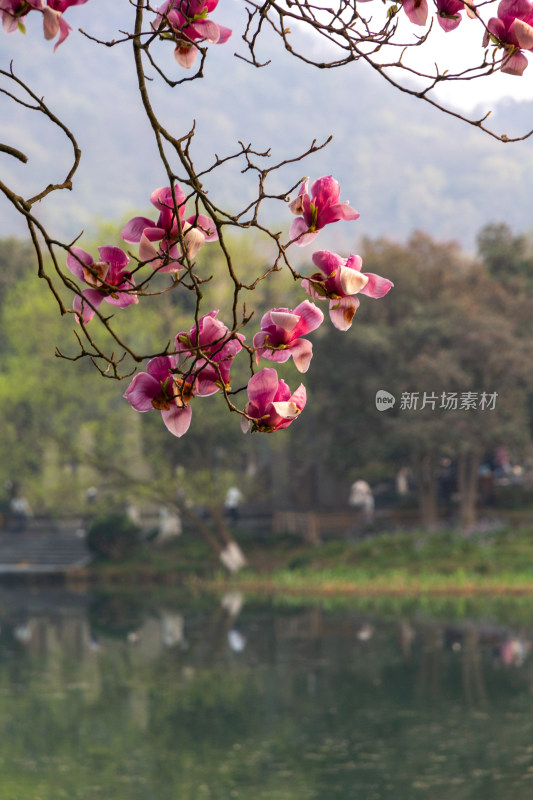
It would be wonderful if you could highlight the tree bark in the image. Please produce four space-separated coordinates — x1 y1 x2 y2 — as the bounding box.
457 450 480 531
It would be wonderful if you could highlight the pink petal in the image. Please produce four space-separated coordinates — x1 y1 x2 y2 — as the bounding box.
124 372 161 411
501 49 529 74
312 250 343 277
289 338 313 373
292 300 324 334
289 217 317 247
360 273 394 298
192 18 221 42
161 404 192 437
338 265 369 296
403 0 428 24
247 368 279 407
215 24 232 43
53 14 71 50
120 216 156 243
66 246 93 281
270 310 300 332
175 43 198 68
513 17 533 48
73 288 104 324
329 296 360 331
42 6 60 39
97 246 129 270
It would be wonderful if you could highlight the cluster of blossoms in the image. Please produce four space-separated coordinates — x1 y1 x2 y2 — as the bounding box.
1 0 232 64
120 185 218 272
65 174 392 438
153 0 232 69
3 0 533 76
1 0 88 48
397 0 533 75
125 312 244 437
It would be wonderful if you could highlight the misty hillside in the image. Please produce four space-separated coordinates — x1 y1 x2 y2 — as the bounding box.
1 0 533 250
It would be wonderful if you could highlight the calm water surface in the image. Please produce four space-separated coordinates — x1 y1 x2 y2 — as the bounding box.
1 586 533 799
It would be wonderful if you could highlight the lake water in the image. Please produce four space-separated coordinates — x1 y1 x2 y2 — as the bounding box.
1 585 533 799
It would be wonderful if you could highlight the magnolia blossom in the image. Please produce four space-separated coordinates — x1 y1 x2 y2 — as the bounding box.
124 356 193 438
121 185 218 272
484 0 533 74
66 245 138 323
289 176 359 247
1 0 88 47
436 0 465 30
253 300 324 373
242 368 306 434
402 0 428 25
154 0 232 68
303 250 393 331
175 311 244 395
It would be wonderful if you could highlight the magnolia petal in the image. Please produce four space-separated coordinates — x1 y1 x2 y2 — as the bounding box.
73 288 104 324
124 372 162 412
162 404 192 437
105 284 138 309
339 265 369 296
319 201 360 226
513 18 533 49
98 246 129 271
289 217 318 247
188 213 218 241
247 368 279 407
139 233 161 266
270 310 300 332
42 6 60 39
437 12 462 31
183 227 206 258
216 24 232 43
255 346 292 365
120 216 156 243
501 49 529 74
403 0 428 24
66 246 93 281
175 43 198 68
360 273 394 298
271 400 300 419
498 0 533 18
293 300 324 334
192 18 221 42
312 249 343 277
329 296 360 331
54 15 71 50
289 338 313 373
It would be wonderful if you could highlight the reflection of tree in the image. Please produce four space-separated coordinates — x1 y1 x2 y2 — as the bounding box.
2 597 533 798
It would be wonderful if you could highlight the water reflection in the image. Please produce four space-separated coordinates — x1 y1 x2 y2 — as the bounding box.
1 586 533 798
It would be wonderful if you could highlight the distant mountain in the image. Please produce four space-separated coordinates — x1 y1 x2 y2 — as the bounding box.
1 0 533 250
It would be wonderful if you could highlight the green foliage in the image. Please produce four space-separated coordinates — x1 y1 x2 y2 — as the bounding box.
86 513 141 561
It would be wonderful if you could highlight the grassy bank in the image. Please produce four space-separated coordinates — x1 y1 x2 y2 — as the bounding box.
86 523 533 597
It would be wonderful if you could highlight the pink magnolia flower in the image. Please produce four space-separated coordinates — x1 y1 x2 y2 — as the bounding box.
483 0 533 74
175 311 244 395
154 0 232 68
242 368 306 434
289 176 359 247
253 300 324 373
402 0 428 25
435 0 465 30
1 0 88 47
66 245 138 323
121 185 218 273
303 250 393 331
42 0 89 49
124 356 194 438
